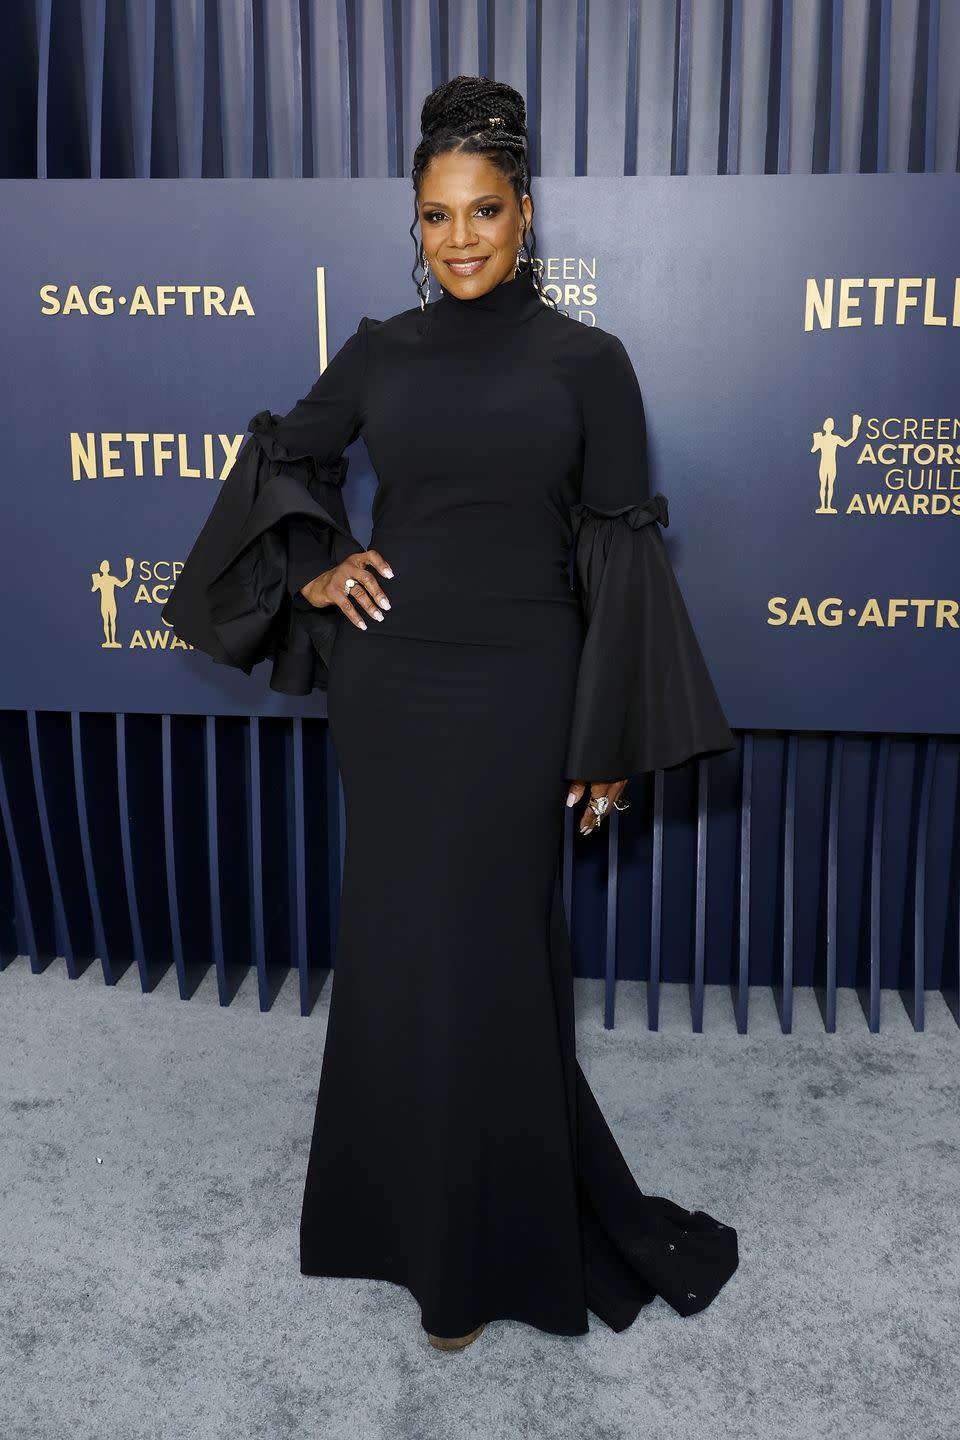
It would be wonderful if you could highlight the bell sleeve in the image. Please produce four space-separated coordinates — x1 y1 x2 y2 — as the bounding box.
162 318 370 695
565 332 735 781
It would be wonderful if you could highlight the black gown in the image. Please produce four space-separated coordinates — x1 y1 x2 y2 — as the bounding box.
162 266 740 1337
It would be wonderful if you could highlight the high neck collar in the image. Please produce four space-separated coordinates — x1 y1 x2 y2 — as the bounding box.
417 265 545 334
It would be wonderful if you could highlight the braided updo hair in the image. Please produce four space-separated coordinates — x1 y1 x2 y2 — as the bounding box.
409 75 558 312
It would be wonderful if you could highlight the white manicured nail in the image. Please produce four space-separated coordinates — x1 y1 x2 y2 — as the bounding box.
566 791 577 807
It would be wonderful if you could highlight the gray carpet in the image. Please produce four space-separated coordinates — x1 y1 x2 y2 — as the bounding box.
1 956 957 1440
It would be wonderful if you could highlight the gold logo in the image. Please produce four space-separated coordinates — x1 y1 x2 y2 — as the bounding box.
808 413 960 517
91 557 134 647
810 414 862 514
90 557 193 652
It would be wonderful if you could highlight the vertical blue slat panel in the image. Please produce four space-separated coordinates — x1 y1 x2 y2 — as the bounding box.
382 0 402 176
288 0 304 178
71 713 111 983
524 0 540 176
429 0 444 90
877 0 891 171
574 0 587 174
240 0 255 177
603 807 619 1029
779 733 797 1033
647 769 664 1030
950 770 960 1027
924 0 939 173
0 777 17 965
726 0 743 176
828 0 843 174
623 0 639 176
863 737 889 1030
289 718 308 1012
205 715 226 1002
215 0 250 176
735 733 752 1034
128 0 156 177
477 0 492 78
85 0 107 177
690 759 708 1032
26 711 72 975
116 713 148 989
189 0 203 177
337 0 357 175
36 0 52 179
674 0 692 175
247 717 267 1009
255 0 300 178
820 735 842 1032
905 737 936 1031
0 740 36 966
160 715 186 996
777 0 793 174
29 711 74 979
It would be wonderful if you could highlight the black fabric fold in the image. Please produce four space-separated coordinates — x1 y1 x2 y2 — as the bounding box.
564 493 736 780
285 515 369 599
161 410 366 695
286 518 330 597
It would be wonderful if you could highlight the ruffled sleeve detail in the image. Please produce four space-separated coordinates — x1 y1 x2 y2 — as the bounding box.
569 491 670 537
564 491 735 780
161 410 366 695
565 329 734 780
162 318 371 695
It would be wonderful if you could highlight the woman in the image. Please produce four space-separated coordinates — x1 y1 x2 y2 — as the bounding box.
163 75 739 1351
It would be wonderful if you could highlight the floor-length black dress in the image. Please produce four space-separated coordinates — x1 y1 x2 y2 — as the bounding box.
163 265 740 1337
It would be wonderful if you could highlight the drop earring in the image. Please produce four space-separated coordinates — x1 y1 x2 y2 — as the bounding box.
419 253 432 310
514 244 526 276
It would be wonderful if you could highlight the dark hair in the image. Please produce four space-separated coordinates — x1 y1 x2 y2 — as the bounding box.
409 75 559 312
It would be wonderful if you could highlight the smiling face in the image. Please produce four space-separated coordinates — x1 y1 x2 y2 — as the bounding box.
417 149 533 298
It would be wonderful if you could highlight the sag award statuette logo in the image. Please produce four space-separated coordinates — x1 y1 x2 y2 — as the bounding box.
87 556 191 652
91 556 134 647
810 413 862 514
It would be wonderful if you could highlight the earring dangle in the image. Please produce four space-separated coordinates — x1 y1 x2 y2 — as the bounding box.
419 255 432 310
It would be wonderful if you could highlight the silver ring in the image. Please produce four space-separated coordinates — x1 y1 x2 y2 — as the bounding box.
589 795 610 818
344 576 356 594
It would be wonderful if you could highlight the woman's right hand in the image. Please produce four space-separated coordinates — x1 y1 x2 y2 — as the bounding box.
298 549 394 630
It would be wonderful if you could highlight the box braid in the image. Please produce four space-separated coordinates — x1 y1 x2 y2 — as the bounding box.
408 75 562 314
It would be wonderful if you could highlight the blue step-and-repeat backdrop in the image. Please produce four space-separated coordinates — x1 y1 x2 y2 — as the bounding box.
1 176 957 730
